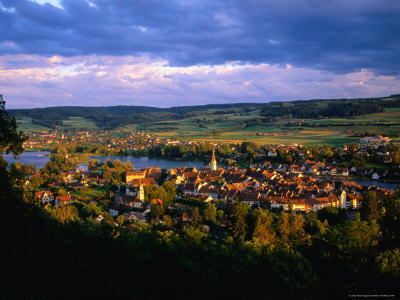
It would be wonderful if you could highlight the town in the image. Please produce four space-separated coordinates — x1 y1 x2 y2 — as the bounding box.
27 139 397 228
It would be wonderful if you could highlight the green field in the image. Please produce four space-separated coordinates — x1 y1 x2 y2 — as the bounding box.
62 117 99 129
115 109 398 146
17 116 99 133
116 109 400 146
72 187 105 199
16 117 50 133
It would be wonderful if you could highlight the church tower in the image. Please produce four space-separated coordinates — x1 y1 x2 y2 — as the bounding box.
340 190 346 209
138 184 145 201
210 146 217 171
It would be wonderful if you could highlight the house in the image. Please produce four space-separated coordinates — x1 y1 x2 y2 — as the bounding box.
109 208 119 217
123 211 147 223
124 185 145 202
347 193 363 209
289 165 301 173
130 178 155 187
308 197 333 211
184 193 213 203
55 195 74 207
268 150 277 157
290 199 310 212
339 168 349 177
119 195 144 209
360 136 391 144
270 197 289 211
181 211 191 222
94 214 104 223
126 170 146 185
237 191 260 206
34 191 54 205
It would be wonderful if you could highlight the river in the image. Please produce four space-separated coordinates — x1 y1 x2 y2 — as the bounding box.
3 151 205 171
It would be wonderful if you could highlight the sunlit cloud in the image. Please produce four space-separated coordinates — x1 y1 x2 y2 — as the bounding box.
1 54 399 109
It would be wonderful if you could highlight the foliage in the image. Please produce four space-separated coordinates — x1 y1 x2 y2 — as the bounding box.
204 202 217 223
260 97 399 119
375 248 400 278
182 225 207 245
228 201 249 240
46 204 79 224
362 191 380 221
191 207 202 228
251 209 275 245
317 206 347 226
0 94 27 157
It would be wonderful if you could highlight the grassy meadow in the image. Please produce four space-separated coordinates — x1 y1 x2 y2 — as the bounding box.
16 117 50 133
120 107 400 146
62 117 99 129
17 116 99 133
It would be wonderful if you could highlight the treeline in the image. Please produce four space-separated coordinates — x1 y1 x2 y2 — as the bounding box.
261 96 400 119
31 119 63 129
9 103 264 129
347 131 400 138
10 95 400 129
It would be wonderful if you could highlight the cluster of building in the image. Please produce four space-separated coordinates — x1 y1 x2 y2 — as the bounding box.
34 191 74 207
23 130 161 152
168 151 393 213
32 145 396 224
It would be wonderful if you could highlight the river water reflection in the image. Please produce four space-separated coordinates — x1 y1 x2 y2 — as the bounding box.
4 151 205 171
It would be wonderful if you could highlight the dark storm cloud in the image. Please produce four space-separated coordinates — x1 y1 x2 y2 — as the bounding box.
0 0 399 74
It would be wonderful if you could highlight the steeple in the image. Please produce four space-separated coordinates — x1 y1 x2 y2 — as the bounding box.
210 146 217 171
139 184 145 201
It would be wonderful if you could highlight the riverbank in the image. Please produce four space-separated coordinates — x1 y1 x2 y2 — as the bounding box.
4 151 206 171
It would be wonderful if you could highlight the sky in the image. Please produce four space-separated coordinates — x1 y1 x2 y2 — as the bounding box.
0 0 399 108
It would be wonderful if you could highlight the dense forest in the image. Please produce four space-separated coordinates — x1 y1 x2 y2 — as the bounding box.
260 95 400 119
10 95 400 129
9 103 264 129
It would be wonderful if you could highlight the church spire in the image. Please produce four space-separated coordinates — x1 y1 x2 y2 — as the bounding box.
210 145 217 171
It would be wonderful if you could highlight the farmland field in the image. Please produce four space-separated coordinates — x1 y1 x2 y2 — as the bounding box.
62 117 99 129
113 109 400 146
16 104 400 146
72 187 105 199
121 109 400 146
16 117 50 133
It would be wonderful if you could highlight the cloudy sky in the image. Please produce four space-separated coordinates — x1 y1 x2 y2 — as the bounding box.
0 0 399 108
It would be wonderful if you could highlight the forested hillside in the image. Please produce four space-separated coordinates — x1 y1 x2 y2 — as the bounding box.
10 95 400 130
260 95 400 119
9 103 264 129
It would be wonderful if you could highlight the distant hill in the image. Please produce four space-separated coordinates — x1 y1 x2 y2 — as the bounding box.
260 95 400 120
9 95 400 129
9 103 265 129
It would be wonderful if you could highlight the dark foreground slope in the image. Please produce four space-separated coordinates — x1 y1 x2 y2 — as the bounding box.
0 198 321 299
